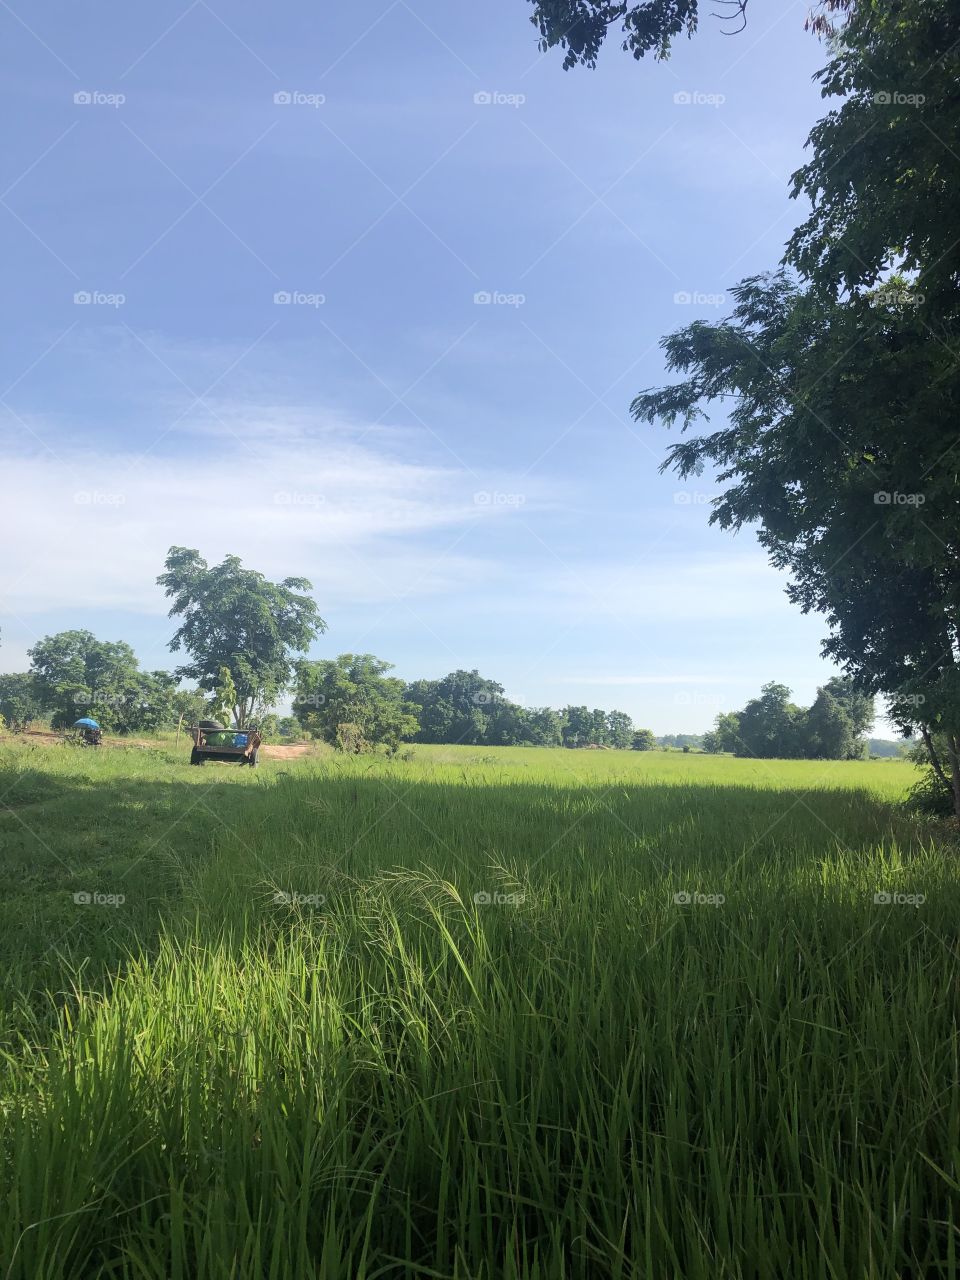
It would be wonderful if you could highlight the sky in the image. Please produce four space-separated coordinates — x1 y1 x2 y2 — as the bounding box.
0 0 885 735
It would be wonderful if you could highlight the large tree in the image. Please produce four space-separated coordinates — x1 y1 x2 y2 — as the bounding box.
403 670 506 745
157 548 325 728
27 630 176 733
632 274 958 784
606 709 635 749
293 653 418 752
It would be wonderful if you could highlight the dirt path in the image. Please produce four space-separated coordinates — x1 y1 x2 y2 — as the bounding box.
260 743 315 759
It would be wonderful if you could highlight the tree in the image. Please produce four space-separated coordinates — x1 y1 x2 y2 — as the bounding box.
787 0 960 309
520 706 565 746
703 712 740 754
802 677 873 759
633 273 960 800
169 687 208 728
294 654 418 752
632 727 656 750
734 683 804 759
0 673 43 732
606 710 634 749
257 713 281 739
157 547 325 728
629 0 960 808
526 0 853 70
804 687 858 761
207 666 238 727
403 670 505 745
561 705 593 748
27 630 176 733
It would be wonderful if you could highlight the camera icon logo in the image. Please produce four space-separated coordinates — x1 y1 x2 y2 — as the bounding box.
473 890 492 905
73 891 92 905
673 891 692 905
273 91 292 105
874 891 892 904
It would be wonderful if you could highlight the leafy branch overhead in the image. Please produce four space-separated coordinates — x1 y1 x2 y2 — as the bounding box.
525 0 857 69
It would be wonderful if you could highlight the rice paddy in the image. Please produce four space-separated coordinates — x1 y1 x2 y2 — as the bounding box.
1 738 957 1278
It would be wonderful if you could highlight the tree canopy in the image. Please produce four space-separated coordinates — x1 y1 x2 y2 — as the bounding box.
293 653 419 752
157 547 326 728
0 673 43 733
632 0 960 811
27 630 177 732
703 679 874 760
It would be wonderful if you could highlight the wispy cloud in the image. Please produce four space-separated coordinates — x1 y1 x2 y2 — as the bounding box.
0 406 551 616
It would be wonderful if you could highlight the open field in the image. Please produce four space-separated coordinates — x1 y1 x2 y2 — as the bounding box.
1 739 957 1278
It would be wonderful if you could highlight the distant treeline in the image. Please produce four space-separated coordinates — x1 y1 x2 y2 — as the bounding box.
0 630 905 761
292 658 656 752
701 680 878 760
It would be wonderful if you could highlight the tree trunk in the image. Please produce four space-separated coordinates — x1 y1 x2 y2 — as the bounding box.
946 733 960 822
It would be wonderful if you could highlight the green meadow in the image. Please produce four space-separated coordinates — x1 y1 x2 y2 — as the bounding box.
1 738 957 1279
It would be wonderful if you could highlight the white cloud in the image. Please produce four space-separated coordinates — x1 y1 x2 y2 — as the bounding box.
0 408 549 617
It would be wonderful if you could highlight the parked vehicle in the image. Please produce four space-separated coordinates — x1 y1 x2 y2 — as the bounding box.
189 721 262 766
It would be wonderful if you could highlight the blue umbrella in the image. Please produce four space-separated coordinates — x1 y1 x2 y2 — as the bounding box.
73 717 101 729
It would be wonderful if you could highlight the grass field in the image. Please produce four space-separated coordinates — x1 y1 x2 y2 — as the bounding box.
1 737 957 1278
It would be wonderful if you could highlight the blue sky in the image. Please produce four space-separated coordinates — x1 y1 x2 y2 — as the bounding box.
1 0 878 734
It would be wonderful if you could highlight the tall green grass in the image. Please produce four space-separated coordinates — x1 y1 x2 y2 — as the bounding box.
1 741 957 1278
